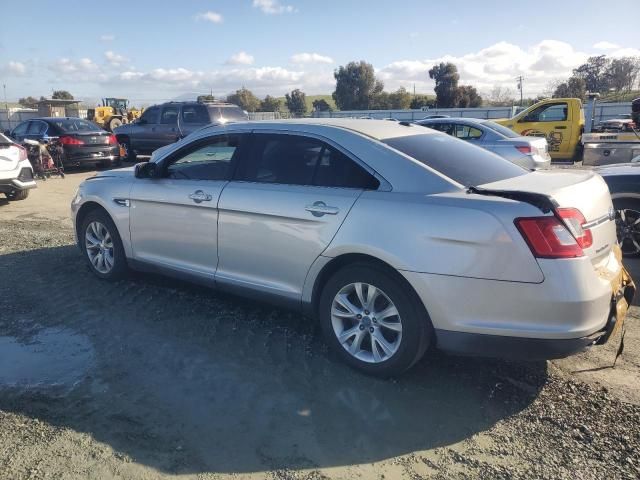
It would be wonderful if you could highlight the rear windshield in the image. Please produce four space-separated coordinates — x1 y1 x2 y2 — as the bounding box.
207 105 248 122
49 119 101 133
382 133 526 187
483 121 520 138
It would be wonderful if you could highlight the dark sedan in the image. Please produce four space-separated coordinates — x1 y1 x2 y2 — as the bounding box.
596 163 640 256
7 117 120 168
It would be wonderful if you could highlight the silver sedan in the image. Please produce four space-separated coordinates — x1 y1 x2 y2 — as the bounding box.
415 117 551 169
71 119 632 376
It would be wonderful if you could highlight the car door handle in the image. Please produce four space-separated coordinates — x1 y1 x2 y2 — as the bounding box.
305 201 339 217
554 126 567 129
188 190 213 204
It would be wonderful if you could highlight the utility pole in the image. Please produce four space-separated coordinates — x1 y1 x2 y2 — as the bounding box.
516 76 524 106
3 84 10 130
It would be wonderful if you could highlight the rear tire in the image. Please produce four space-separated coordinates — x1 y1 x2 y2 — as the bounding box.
319 263 431 377
108 117 123 131
613 198 640 257
80 209 127 280
119 138 136 162
6 189 29 201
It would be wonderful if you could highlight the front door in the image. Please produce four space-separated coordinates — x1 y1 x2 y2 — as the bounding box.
154 105 181 150
129 133 244 280
129 105 160 154
513 101 573 158
216 132 380 302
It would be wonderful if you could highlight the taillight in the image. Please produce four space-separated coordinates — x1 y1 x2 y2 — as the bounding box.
108 134 117 145
515 145 532 155
555 207 593 249
16 144 28 161
515 216 584 258
59 135 84 145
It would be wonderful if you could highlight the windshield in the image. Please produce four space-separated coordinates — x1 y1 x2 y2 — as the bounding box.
207 105 248 122
50 119 102 133
382 133 526 187
482 120 521 138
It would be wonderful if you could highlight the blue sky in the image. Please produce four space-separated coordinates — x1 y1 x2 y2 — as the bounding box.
1 0 638 105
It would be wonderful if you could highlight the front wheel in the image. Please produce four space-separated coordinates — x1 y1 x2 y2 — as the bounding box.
319 264 431 377
80 209 127 280
613 198 640 257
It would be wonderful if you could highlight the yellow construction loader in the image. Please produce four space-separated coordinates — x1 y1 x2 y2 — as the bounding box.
88 98 143 132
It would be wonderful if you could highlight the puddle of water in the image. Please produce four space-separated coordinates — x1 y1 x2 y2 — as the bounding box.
0 328 94 390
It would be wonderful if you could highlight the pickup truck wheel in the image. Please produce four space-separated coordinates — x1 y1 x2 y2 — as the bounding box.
6 189 29 201
119 138 137 162
319 264 431 377
613 198 640 257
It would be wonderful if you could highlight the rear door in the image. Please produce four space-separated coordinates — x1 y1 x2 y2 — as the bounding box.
129 133 245 279
129 106 160 154
179 104 210 137
216 131 380 302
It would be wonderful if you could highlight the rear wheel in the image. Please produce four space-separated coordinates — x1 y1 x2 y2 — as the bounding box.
119 138 136 162
80 209 127 280
613 198 640 257
319 264 431 377
108 117 123 131
6 189 29 201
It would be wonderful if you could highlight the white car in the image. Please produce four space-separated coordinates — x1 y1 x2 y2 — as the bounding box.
71 119 634 376
0 133 36 201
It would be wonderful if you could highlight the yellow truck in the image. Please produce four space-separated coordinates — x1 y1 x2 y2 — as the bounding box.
496 98 585 161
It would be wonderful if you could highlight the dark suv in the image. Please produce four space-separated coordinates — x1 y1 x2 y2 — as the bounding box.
113 101 248 161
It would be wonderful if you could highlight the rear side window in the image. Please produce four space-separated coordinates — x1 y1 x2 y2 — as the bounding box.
382 133 526 187
207 105 248 122
454 124 483 141
50 119 96 133
181 105 210 124
236 134 379 189
160 106 179 125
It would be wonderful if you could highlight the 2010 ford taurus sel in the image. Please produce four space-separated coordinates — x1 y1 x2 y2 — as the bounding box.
71 119 634 376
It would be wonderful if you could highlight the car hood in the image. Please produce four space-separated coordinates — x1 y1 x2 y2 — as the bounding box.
90 166 136 179
594 163 640 176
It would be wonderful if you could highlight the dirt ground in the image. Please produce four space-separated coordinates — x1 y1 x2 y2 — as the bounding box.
1 170 640 479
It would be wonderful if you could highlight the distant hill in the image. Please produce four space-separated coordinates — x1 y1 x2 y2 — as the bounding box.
599 90 640 103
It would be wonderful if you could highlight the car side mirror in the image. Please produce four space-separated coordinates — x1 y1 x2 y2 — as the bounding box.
134 162 157 179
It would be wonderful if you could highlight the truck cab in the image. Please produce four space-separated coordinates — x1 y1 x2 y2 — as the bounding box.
496 98 584 161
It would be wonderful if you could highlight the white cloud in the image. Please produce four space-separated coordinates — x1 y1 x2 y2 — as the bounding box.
100 34 115 42
226 51 255 65
1 61 27 75
195 11 223 23
50 57 100 74
253 0 295 14
593 41 620 50
609 47 640 58
290 53 333 65
104 51 128 66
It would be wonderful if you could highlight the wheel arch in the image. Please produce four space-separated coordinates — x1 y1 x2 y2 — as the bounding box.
75 201 112 247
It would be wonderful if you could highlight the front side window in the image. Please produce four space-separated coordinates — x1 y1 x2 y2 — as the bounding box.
235 134 378 189
166 134 240 181
523 103 568 122
160 106 179 125
140 106 160 124
181 105 210 124
426 122 455 135
454 124 483 141
27 121 47 135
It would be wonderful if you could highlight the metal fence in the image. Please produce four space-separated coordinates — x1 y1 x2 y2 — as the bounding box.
0 107 89 131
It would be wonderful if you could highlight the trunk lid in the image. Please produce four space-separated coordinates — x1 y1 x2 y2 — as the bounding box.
72 131 112 146
478 169 616 265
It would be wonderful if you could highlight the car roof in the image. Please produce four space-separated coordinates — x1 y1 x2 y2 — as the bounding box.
197 118 436 141
417 117 489 126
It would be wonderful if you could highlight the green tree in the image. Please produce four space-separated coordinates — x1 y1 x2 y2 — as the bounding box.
51 90 74 100
410 95 435 109
605 57 639 92
18 96 38 107
259 95 282 112
573 55 610 93
285 89 307 116
388 87 412 109
553 76 587 100
428 62 460 108
369 91 391 110
226 87 260 112
333 61 381 110
196 94 216 103
456 85 483 107
312 98 332 112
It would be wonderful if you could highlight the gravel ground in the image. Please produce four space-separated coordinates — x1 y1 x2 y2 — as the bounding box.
0 171 639 479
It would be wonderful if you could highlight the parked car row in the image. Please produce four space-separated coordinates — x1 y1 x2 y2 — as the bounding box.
71 118 634 376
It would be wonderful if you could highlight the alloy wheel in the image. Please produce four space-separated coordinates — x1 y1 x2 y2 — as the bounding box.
331 282 403 363
85 221 115 274
616 208 640 256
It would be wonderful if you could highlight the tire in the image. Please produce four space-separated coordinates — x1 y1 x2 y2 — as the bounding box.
80 209 127 280
319 263 432 377
119 138 137 162
6 189 29 201
108 117 123 131
613 198 640 257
